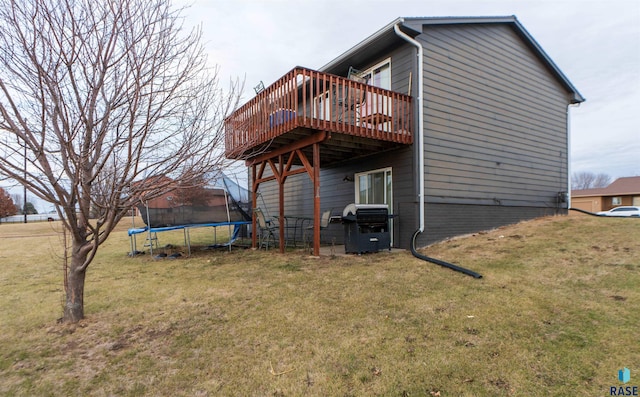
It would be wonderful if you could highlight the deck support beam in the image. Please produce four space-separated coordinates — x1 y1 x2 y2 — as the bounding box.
312 142 320 256
250 131 328 255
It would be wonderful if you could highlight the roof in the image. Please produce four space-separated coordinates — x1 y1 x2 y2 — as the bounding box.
572 176 640 197
320 16 584 104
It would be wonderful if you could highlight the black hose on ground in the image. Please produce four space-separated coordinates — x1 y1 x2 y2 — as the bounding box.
569 207 603 216
410 229 483 279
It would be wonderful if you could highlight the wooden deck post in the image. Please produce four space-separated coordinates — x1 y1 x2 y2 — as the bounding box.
251 163 257 249
278 155 286 253
247 131 329 256
313 142 321 256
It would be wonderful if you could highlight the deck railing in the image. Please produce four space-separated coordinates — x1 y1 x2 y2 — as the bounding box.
224 67 413 159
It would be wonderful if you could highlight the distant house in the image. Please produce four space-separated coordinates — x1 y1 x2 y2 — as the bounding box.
224 16 584 255
571 176 640 212
133 176 233 225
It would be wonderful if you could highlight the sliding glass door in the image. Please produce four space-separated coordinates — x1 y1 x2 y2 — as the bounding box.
355 167 393 243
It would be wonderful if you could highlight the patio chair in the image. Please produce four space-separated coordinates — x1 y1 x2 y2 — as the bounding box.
347 66 367 84
336 67 367 122
254 208 278 250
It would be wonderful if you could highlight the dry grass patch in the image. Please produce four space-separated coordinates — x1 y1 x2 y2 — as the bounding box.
0 214 638 396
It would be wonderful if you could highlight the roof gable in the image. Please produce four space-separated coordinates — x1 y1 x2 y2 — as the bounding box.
322 16 584 104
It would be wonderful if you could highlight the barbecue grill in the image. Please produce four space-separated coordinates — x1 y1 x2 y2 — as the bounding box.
342 203 390 254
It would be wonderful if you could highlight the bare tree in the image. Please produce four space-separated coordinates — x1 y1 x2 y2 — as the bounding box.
572 172 612 190
0 0 241 322
592 173 612 188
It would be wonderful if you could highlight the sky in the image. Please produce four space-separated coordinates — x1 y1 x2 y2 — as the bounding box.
4 0 639 212
185 0 640 180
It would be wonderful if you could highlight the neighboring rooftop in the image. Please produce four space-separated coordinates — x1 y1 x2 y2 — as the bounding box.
572 176 640 197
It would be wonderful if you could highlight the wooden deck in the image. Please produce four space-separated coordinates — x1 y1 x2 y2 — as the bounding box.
224 67 413 165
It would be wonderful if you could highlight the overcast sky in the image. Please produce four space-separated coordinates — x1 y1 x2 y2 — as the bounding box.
186 0 640 180
4 0 639 212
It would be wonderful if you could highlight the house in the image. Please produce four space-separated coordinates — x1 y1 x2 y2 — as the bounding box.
132 176 230 225
224 16 584 255
571 176 640 212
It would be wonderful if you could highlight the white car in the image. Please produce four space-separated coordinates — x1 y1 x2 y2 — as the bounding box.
597 206 640 217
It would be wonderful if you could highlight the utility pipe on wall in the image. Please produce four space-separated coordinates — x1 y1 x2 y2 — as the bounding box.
394 21 482 279
394 21 424 232
566 102 581 211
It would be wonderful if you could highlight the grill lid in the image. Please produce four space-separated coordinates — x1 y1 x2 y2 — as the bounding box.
342 203 389 218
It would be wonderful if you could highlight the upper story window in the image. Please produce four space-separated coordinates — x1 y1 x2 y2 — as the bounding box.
361 59 391 90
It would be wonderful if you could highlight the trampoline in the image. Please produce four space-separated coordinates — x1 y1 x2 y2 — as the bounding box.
128 221 250 256
128 172 252 257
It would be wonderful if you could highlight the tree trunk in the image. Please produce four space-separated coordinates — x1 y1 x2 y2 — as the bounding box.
63 249 87 323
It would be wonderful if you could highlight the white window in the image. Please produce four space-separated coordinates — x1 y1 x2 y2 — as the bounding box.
360 59 392 131
612 197 622 205
361 59 391 90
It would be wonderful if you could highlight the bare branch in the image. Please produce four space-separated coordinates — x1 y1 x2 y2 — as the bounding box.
0 0 243 322
572 171 612 190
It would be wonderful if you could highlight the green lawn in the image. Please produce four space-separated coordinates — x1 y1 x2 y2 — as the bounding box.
0 214 638 396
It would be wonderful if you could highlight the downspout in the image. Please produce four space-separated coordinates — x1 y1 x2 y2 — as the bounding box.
566 102 581 211
567 102 591 216
394 21 482 279
394 22 424 233
566 105 571 210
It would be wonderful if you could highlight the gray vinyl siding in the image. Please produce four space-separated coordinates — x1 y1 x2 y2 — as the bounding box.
423 203 561 244
387 45 414 97
253 170 311 219
414 23 570 246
